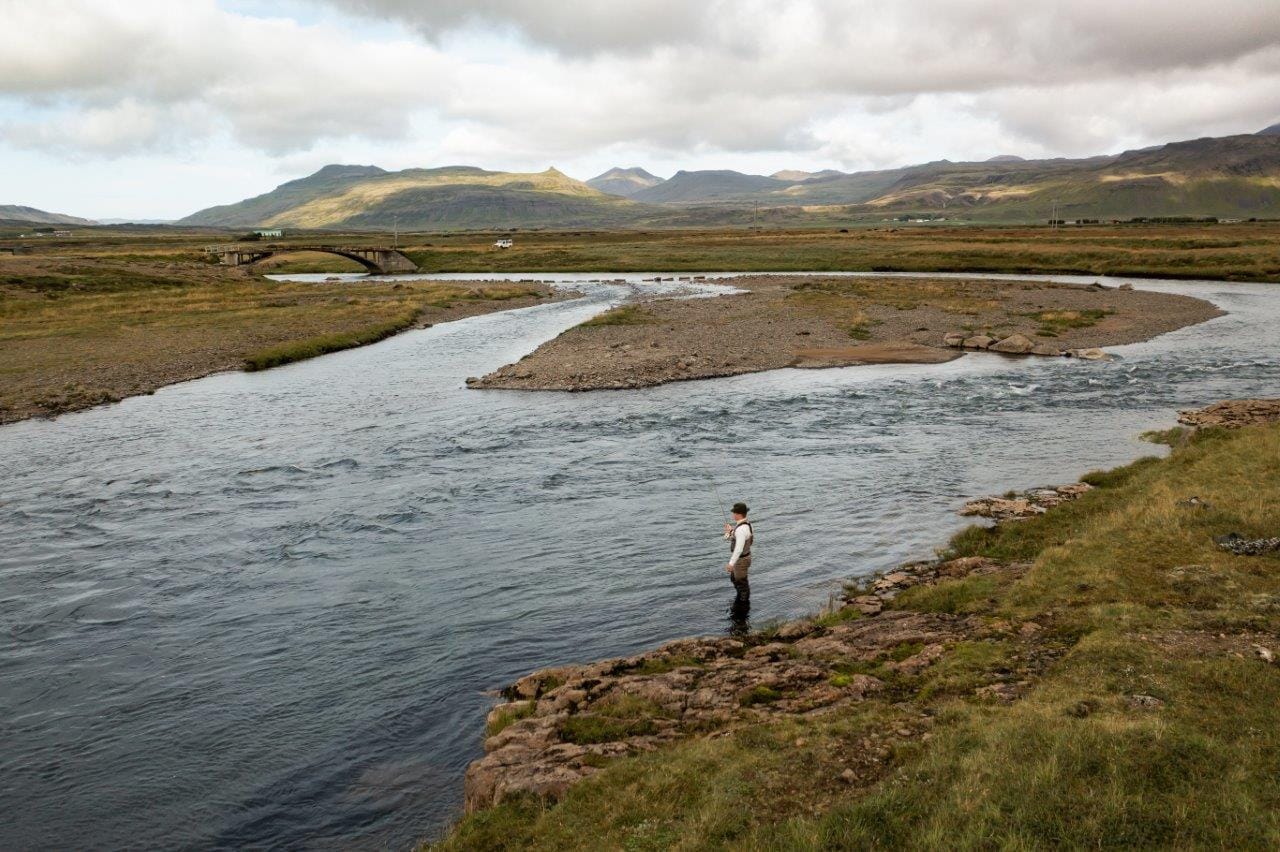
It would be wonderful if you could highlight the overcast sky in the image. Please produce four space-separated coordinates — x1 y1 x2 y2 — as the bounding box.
2 0 1279 219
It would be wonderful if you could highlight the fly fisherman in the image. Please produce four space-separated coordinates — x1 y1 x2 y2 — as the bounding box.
723 502 754 606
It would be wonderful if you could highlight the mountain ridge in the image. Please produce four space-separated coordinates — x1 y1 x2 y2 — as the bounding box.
0 205 97 226
586 167 665 198
179 131 1280 229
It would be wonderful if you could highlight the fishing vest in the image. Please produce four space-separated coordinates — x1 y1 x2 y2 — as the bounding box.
730 521 754 558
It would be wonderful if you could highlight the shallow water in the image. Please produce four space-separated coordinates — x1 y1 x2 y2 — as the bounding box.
1 271 1277 849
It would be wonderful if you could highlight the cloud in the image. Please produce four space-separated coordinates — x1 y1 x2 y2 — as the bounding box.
0 0 451 154
1 0 1278 174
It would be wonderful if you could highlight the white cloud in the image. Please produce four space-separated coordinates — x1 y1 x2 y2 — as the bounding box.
0 0 451 154
1 0 1278 216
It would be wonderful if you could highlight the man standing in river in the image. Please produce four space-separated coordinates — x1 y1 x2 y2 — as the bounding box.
724 503 754 612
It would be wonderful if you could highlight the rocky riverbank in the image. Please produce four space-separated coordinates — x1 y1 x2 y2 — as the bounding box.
467 275 1222 392
1178 398 1280 429
462 479 1100 812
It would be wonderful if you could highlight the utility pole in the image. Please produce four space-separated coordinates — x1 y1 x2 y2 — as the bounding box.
393 215 399 249
1051 200 1058 230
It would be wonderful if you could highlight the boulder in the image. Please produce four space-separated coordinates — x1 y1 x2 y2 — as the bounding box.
943 332 966 347
1118 283 1134 290
1030 344 1062 357
990 333 1036 354
850 595 883 615
962 335 995 350
775 620 817 640
1066 348 1111 361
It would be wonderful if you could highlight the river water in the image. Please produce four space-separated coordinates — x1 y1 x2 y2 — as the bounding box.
1 272 1277 850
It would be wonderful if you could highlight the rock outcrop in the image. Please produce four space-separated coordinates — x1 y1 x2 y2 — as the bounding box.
463 477 1099 813
961 483 1093 521
1178 399 1280 429
990 333 1036 354
463 552 1036 811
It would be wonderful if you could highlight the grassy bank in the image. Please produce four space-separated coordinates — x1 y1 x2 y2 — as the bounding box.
0 256 549 422
435 423 1280 849
8 223 1280 282
243 310 421 370
386 222 1280 282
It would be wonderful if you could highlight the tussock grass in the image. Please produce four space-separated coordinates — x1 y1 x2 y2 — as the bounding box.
785 290 876 339
434 423 1280 849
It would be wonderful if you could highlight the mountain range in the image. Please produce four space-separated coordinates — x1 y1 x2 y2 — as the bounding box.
164 123 1280 230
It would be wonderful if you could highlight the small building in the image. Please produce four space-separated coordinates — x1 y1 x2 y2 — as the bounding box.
255 229 284 238
493 239 514 249
53 230 72 237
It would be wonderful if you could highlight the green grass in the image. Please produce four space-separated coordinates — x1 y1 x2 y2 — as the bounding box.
1029 308 1113 337
243 310 419 370
486 702 536 737
434 422 1280 850
578 304 652 327
739 685 783 707
559 716 657 745
630 655 704 676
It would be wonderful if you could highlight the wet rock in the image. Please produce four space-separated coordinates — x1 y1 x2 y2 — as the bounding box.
1065 347 1111 361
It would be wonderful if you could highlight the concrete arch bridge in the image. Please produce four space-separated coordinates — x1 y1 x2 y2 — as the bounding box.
206 244 418 274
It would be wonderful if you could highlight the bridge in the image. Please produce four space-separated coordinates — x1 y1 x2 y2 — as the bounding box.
206 244 418 274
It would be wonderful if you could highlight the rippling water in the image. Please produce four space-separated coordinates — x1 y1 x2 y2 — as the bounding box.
1 272 1277 850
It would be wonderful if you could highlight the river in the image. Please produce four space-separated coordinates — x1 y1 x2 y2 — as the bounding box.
1 272 1277 850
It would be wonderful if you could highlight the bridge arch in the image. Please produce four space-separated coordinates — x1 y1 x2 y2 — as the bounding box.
206 244 419 275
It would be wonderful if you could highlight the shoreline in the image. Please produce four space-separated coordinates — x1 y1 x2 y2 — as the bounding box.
459 481 1096 813
467 274 1225 392
441 399 1280 847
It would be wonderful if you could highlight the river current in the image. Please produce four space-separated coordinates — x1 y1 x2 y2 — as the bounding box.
1 272 1277 849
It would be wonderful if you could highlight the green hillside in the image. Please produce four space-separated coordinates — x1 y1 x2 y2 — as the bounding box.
0 205 97 226
179 132 1280 229
179 165 649 230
